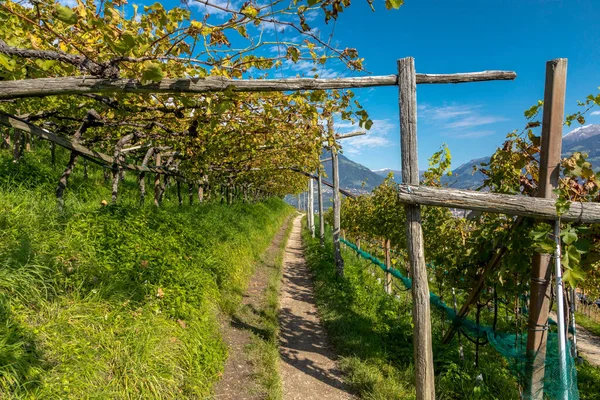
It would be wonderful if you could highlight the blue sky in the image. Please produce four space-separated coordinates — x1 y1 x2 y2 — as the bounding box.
61 0 600 170
317 0 600 171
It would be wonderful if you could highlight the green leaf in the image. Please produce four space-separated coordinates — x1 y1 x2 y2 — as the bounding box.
534 239 555 254
529 223 551 240
561 228 577 245
54 4 78 25
241 5 259 18
563 267 585 287
141 62 164 82
0 54 14 71
385 0 404 9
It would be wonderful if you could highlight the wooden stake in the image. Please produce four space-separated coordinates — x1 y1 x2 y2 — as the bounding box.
317 169 325 247
309 178 315 237
398 57 435 400
526 58 567 400
330 117 344 277
154 152 161 207
384 239 392 294
177 180 182 206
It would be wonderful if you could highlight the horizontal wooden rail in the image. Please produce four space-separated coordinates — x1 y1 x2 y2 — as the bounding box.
397 184 600 223
0 70 516 99
0 113 178 175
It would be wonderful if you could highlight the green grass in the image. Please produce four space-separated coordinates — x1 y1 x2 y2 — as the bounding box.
302 224 521 400
0 148 293 398
576 312 600 338
574 311 600 400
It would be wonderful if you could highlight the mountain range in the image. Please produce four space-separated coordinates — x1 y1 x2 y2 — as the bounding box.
288 124 600 208
330 124 600 192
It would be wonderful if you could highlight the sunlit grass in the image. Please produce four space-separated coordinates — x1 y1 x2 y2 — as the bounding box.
0 148 292 398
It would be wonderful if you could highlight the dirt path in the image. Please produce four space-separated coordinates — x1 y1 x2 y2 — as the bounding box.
279 215 353 400
550 312 600 367
212 217 291 400
575 324 600 366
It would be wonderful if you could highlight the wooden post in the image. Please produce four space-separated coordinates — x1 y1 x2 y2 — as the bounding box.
330 118 344 277
309 178 315 237
83 158 88 180
526 58 567 400
384 239 392 294
50 142 56 167
153 153 161 207
177 180 183 206
13 129 21 161
317 168 325 247
398 57 435 400
1 129 9 149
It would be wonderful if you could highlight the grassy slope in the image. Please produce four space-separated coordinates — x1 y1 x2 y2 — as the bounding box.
302 225 528 400
576 312 600 338
302 225 600 399
0 148 292 398
574 312 600 400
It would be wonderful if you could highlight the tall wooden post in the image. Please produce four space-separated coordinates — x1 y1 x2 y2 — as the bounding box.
309 178 315 237
153 153 161 207
317 168 325 247
330 118 344 277
177 180 183 206
384 238 392 294
398 57 435 400
526 58 567 400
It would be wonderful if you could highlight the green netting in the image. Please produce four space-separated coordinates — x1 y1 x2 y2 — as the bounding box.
340 237 579 400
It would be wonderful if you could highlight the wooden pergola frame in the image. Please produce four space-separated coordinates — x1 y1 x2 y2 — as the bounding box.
1 59 590 399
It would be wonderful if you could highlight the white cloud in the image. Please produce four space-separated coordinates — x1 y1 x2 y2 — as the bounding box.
454 130 495 139
419 103 506 138
189 0 238 18
259 19 286 33
337 119 394 155
446 115 506 129
305 10 320 22
591 110 600 116
279 59 347 79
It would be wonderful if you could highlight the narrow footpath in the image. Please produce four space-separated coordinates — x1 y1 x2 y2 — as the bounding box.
278 215 353 400
550 311 600 367
213 217 291 400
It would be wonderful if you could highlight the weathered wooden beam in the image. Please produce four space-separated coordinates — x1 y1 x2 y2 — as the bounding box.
397 183 599 223
0 70 516 99
330 117 345 277
335 131 366 140
526 58 568 400
399 57 435 400
0 112 177 175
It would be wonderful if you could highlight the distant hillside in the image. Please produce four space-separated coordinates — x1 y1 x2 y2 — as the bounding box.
373 168 426 183
441 124 600 189
373 168 402 179
321 150 385 194
441 156 489 189
287 124 600 207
